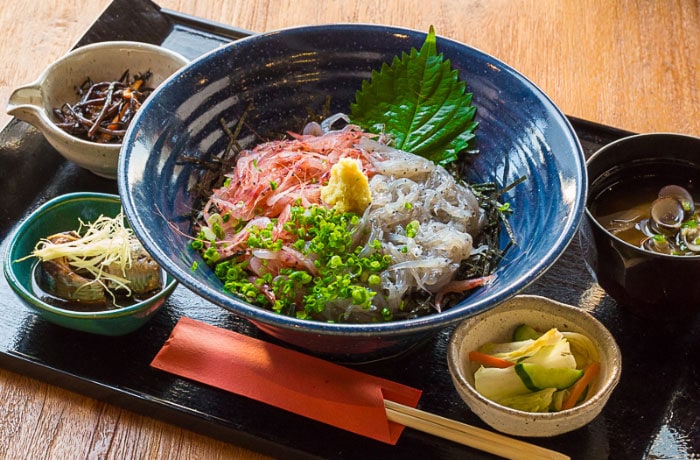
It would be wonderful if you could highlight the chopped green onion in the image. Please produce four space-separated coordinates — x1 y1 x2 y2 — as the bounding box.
207 204 392 320
406 220 420 238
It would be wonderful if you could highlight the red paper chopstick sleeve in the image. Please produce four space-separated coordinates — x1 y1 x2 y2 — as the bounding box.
150 317 422 444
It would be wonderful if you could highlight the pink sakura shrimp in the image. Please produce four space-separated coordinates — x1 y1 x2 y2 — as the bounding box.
201 126 378 258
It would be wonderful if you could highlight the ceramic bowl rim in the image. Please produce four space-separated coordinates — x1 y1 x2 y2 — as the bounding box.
447 294 622 426
118 24 587 336
585 132 700 261
3 191 178 320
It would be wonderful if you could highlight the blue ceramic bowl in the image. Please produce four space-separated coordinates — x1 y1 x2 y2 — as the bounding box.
3 192 178 336
118 25 586 360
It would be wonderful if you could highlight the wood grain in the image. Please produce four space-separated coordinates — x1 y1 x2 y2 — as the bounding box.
0 1 697 459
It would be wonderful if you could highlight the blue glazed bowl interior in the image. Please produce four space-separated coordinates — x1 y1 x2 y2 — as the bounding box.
118 25 586 354
3 192 178 336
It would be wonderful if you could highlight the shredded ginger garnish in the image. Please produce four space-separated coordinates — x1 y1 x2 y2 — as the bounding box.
26 211 136 297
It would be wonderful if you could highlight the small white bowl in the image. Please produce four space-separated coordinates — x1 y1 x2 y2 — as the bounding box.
447 294 621 437
6 41 188 179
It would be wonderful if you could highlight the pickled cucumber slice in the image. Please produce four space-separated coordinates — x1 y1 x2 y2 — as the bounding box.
515 363 584 391
512 323 541 341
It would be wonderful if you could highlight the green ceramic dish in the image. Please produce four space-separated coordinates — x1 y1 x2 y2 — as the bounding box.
3 192 177 336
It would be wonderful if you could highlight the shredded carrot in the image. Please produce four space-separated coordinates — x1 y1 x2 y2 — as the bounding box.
562 361 601 410
101 98 132 142
123 79 143 98
468 350 515 368
115 102 130 124
130 78 144 91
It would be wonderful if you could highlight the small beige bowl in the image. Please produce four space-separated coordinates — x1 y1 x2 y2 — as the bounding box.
6 41 188 179
447 294 621 437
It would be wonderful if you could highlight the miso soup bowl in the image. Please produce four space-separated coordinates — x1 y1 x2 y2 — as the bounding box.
3 192 178 336
579 133 700 321
6 41 188 179
118 24 587 361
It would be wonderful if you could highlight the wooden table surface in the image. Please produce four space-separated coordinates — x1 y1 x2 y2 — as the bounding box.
0 1 697 458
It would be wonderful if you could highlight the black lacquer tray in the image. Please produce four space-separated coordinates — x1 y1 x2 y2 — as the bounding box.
1 1 698 458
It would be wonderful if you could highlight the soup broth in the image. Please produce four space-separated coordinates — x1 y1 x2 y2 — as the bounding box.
590 174 700 255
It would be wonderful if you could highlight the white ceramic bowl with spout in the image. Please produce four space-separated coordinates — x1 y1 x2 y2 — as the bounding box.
7 41 188 179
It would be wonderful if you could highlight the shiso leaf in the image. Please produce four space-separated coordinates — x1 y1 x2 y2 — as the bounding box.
350 26 478 166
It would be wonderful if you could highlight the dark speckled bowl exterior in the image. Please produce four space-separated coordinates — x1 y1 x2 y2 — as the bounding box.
118 25 586 360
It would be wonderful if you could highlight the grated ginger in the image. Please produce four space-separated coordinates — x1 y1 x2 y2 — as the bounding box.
320 158 371 214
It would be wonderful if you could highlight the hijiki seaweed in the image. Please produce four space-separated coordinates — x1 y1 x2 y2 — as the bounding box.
53 70 153 143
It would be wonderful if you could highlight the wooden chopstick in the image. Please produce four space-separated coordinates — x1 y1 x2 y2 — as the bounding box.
384 400 570 460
